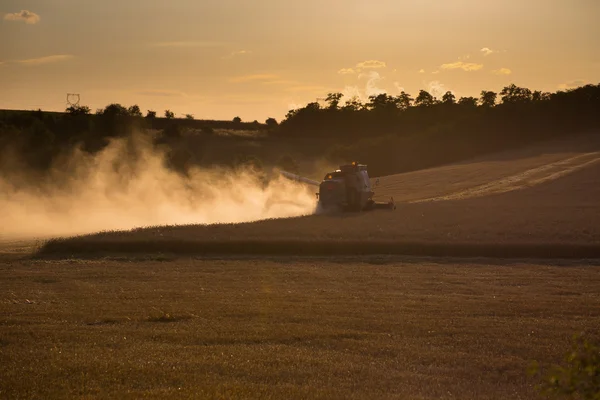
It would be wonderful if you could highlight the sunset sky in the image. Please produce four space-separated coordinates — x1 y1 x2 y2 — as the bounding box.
1 0 599 121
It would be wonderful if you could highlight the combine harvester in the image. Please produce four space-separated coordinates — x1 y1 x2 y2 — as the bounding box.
280 162 395 212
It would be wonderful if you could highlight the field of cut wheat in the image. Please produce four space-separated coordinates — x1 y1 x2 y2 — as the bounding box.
1 257 599 399
36 135 600 258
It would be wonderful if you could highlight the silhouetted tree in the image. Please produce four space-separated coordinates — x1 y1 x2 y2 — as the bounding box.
305 102 321 111
164 110 175 119
102 103 129 117
458 97 478 107
233 116 242 123
480 91 497 107
442 91 456 105
500 84 532 104
185 114 194 120
367 93 399 111
531 91 551 102
66 105 91 116
128 105 142 117
415 90 435 107
342 96 364 111
396 91 413 110
145 110 156 119
265 117 278 127
325 92 344 110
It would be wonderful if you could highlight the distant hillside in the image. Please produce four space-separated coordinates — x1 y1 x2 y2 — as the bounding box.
0 108 267 131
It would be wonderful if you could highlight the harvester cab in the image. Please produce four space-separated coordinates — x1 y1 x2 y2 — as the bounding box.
280 162 395 212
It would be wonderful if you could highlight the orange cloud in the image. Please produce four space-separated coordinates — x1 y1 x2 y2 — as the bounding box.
491 68 512 75
338 68 355 75
558 79 586 89
223 50 252 59
356 60 386 69
480 47 498 56
440 61 483 71
4 10 40 24
16 55 74 65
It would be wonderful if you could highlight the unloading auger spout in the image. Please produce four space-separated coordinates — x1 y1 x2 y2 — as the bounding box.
279 170 321 187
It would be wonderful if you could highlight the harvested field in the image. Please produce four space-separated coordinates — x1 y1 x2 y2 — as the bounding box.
37 139 600 258
1 257 599 399
372 133 600 203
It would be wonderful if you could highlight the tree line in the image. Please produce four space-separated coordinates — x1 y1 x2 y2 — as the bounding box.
274 83 600 175
1 82 598 178
0 102 280 174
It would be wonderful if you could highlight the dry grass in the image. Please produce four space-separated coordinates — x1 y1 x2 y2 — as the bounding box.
1 257 599 399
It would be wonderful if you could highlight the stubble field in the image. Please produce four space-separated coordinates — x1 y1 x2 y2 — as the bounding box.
37 134 600 259
1 257 599 399
2 134 600 399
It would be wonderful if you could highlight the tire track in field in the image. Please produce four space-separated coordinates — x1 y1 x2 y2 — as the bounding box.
412 151 600 203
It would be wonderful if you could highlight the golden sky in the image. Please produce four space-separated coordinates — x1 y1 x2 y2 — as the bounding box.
1 0 599 121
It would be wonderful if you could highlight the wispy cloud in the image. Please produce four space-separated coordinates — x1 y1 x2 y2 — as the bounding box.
229 74 279 83
136 90 187 97
359 71 386 97
223 50 252 59
491 68 512 75
427 81 450 99
338 60 386 76
16 54 74 65
440 61 483 72
338 68 355 75
481 47 498 56
152 41 224 48
356 60 386 70
4 10 40 24
418 69 425 74
558 79 587 89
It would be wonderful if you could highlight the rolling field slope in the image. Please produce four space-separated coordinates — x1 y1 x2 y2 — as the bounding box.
371 133 600 203
36 133 600 258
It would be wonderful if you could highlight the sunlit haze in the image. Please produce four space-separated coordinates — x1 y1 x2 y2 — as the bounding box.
1 0 599 121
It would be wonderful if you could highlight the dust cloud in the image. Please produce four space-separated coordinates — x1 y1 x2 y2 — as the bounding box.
0 134 317 239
